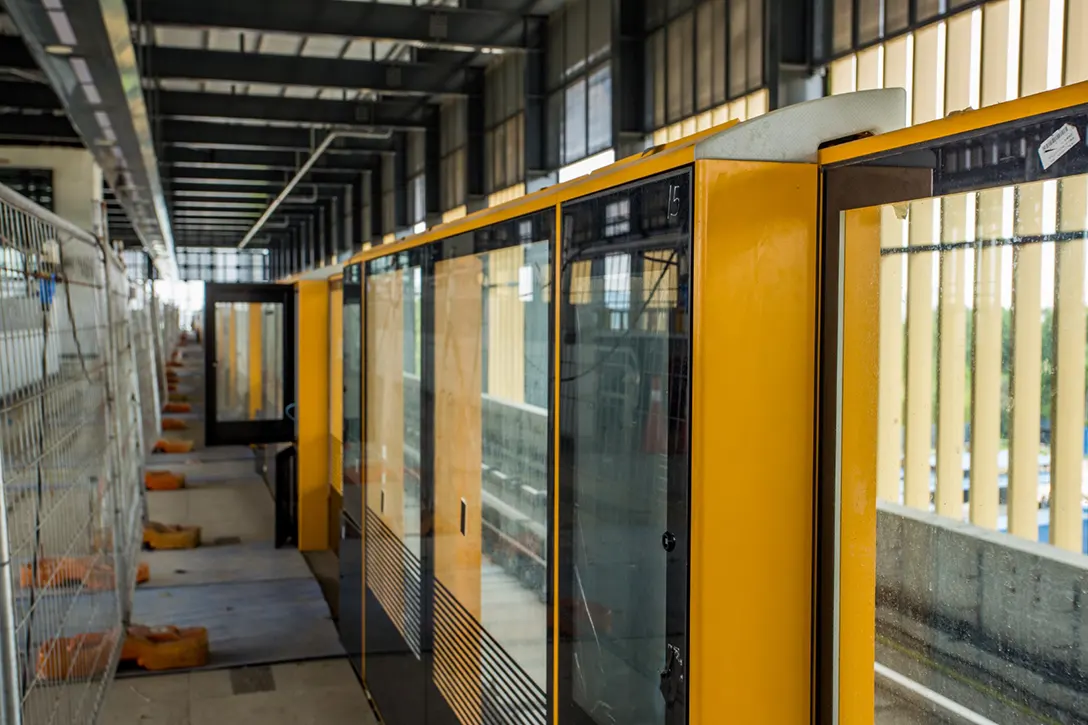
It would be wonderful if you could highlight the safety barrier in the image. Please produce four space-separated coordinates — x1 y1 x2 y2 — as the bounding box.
0 183 173 725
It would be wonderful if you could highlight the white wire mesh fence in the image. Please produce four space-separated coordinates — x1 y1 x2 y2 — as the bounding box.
0 183 172 725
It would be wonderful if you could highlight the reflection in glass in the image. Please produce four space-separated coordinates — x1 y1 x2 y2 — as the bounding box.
852 174 1088 722
343 265 363 500
432 210 552 721
365 253 423 658
560 170 691 725
214 301 283 422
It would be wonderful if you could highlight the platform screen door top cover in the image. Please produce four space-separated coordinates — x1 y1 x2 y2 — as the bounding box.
205 283 296 446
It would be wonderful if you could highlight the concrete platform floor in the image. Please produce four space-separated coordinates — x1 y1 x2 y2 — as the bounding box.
99 343 374 725
99 659 376 725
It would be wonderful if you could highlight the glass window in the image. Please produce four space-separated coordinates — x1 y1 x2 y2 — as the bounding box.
832 0 853 54
364 251 423 658
343 265 363 517
214 301 283 423
587 65 612 155
839 172 1088 723
711 0 727 105
696 1 714 111
559 169 693 724
432 210 553 722
728 0 749 98
857 0 882 45
564 78 588 165
745 0 763 91
667 18 683 122
678 11 695 118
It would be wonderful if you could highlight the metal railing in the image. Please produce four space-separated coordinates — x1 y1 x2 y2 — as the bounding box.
0 183 175 725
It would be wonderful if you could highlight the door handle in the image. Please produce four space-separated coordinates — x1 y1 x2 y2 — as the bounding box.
285 403 296 421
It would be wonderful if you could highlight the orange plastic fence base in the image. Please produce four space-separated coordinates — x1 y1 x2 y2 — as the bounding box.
143 522 202 550
167 360 183 369
145 470 186 490
163 402 191 414
162 417 188 431
153 439 195 454
37 631 115 681
20 557 151 591
121 625 209 671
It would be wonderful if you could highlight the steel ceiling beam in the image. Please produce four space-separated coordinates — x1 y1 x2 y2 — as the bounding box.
166 166 370 183
0 79 431 129
162 146 379 169
155 91 429 128
157 120 392 149
125 0 529 50
147 46 469 96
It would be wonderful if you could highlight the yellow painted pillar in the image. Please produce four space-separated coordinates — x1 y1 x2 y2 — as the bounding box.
297 280 331 551
971 189 1005 528
487 246 525 402
1051 177 1087 552
935 195 970 518
248 302 262 419
903 199 936 510
1008 184 1043 536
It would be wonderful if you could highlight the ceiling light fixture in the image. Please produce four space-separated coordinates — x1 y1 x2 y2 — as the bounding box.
44 44 73 55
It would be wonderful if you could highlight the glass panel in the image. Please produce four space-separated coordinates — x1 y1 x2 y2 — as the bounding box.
564 78 588 166
844 174 1088 723
745 0 763 90
214 301 283 422
344 265 363 497
728 0 748 98
696 0 714 110
587 65 612 155
857 0 882 45
560 169 692 725
432 210 553 724
364 253 423 659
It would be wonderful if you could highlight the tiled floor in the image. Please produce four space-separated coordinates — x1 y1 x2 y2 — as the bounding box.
99 659 377 725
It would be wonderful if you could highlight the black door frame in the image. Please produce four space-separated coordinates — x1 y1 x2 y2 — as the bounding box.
204 283 297 446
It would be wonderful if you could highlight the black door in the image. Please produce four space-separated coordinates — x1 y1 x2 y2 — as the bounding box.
557 169 693 725
205 283 296 446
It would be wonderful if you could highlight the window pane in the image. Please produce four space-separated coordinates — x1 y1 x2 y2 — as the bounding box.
832 0 853 54
728 0 748 97
365 253 423 659
547 91 563 169
696 1 714 110
560 169 692 724
564 78 587 165
712 0 727 104
667 18 683 121
651 30 667 129
432 211 553 722
587 64 612 154
857 0 882 45
885 0 908 34
679 11 695 117
746 0 763 90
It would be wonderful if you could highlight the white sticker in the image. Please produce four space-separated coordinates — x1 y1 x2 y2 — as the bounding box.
1038 123 1081 170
